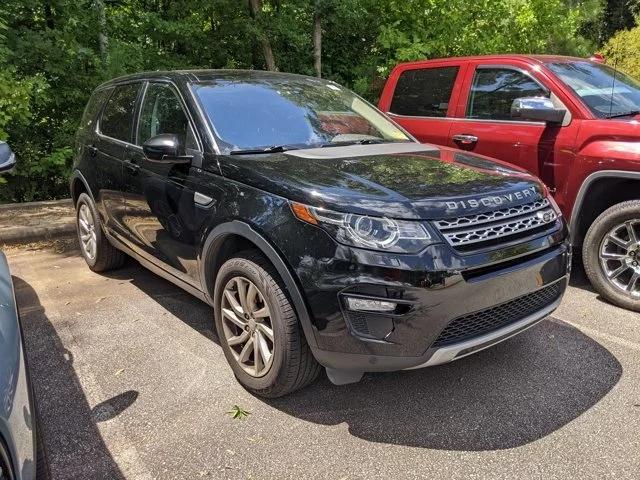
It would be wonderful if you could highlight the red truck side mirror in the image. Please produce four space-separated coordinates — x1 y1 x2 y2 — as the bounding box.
511 97 566 124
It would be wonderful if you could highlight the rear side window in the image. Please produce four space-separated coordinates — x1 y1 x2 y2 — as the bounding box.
99 83 140 142
79 89 109 136
389 66 459 117
467 68 549 120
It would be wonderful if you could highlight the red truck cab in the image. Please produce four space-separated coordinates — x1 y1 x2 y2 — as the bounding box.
379 55 640 311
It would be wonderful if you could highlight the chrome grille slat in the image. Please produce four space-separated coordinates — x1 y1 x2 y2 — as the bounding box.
432 198 559 249
434 198 550 230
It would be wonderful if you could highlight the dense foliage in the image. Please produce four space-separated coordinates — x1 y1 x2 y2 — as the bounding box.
0 0 626 202
602 21 640 79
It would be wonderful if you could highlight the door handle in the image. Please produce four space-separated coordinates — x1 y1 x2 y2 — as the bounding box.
124 159 140 174
452 134 478 146
87 145 98 157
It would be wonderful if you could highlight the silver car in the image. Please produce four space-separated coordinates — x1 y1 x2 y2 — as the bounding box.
0 144 47 479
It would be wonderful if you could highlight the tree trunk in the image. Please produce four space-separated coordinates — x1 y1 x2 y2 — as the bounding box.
44 0 54 29
248 0 277 71
313 9 322 77
94 0 109 68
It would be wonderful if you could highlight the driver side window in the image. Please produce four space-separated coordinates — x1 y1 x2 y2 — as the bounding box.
137 83 197 149
467 67 549 121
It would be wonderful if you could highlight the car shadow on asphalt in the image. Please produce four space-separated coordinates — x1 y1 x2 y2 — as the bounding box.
569 257 596 293
99 260 623 452
12 276 128 479
267 317 622 451
100 260 220 344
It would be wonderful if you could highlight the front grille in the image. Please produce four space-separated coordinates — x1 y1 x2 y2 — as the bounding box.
433 198 558 250
431 281 562 347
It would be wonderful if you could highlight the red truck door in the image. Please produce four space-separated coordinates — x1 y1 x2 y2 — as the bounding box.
447 61 579 196
379 61 466 146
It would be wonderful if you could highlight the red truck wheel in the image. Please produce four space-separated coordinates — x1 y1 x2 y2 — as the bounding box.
583 200 640 312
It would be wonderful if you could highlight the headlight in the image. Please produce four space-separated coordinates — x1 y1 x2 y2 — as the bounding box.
291 202 437 253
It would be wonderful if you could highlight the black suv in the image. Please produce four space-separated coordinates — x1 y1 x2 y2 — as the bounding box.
71 70 570 397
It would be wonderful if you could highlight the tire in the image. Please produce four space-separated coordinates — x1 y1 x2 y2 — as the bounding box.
583 200 640 312
76 193 126 272
213 250 320 397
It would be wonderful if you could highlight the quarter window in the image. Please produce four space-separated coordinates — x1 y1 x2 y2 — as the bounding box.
99 84 140 142
137 83 194 148
389 67 459 117
467 68 549 120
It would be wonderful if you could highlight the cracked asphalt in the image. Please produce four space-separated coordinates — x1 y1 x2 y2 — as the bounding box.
5 241 640 479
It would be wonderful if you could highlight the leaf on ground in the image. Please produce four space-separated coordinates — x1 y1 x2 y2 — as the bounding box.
227 405 250 420
114 368 125 376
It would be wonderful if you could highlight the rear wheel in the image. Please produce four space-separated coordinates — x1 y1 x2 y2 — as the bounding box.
76 193 125 272
583 200 640 312
213 251 320 397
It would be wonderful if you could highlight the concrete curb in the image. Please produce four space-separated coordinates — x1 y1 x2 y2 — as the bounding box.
0 198 76 245
0 224 76 245
0 198 73 211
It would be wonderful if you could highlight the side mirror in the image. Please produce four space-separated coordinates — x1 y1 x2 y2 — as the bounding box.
511 97 566 124
142 133 191 164
0 142 16 173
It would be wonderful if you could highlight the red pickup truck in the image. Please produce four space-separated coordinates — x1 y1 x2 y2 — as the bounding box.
379 54 640 312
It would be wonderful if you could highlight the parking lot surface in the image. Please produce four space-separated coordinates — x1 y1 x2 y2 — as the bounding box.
5 241 640 479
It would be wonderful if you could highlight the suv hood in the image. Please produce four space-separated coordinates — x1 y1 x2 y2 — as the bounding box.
212 143 545 220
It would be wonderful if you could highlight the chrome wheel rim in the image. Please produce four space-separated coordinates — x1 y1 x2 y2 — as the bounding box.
599 220 640 298
78 203 97 260
220 276 275 377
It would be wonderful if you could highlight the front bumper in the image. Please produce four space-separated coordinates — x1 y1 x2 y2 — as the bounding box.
286 222 571 373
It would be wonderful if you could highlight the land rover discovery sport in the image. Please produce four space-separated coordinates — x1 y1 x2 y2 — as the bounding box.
71 70 570 397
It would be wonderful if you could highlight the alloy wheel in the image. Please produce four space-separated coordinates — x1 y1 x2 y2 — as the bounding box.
78 203 97 260
599 219 640 297
220 276 275 377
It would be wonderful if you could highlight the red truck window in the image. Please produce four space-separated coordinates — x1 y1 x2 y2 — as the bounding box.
467 67 549 121
390 66 459 117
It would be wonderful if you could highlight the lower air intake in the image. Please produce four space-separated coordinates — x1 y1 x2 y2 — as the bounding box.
432 282 563 347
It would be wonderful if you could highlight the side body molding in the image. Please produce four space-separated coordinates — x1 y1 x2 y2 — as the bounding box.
569 170 640 243
199 221 319 349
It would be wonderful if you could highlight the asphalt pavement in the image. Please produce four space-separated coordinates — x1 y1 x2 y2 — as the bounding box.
5 241 639 479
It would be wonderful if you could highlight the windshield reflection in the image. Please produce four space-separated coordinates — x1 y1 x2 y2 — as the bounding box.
547 61 640 118
192 77 410 153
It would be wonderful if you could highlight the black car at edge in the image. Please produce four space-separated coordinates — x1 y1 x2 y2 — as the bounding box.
70 70 570 397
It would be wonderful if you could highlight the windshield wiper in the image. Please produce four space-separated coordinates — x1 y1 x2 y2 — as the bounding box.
319 138 408 148
604 110 640 119
229 145 299 155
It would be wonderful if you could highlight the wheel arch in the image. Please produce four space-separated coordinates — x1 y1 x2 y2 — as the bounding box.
69 170 94 206
199 221 318 349
570 170 640 246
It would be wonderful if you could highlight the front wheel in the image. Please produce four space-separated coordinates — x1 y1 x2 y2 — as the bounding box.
213 251 320 397
583 200 640 312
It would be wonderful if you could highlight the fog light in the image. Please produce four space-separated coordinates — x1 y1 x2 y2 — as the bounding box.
345 297 397 312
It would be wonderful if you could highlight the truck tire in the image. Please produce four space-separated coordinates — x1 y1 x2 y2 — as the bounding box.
213 250 321 397
76 193 126 272
583 200 640 312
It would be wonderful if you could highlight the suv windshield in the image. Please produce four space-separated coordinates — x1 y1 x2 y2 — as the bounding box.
546 60 640 118
191 77 410 153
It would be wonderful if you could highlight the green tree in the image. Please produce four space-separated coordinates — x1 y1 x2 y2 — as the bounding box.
0 0 602 202
602 23 640 78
